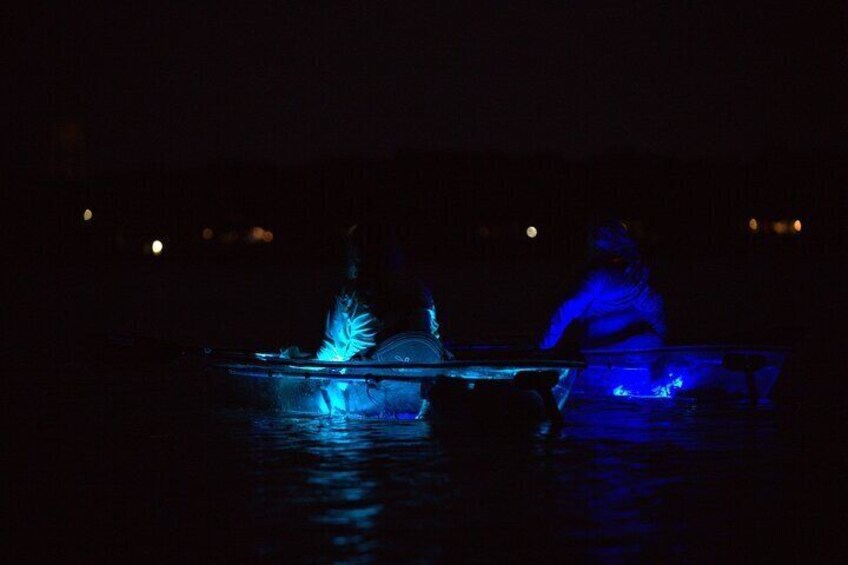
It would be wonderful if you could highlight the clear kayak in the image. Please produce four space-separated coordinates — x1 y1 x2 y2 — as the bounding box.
447 343 789 400
209 354 582 422
576 345 789 399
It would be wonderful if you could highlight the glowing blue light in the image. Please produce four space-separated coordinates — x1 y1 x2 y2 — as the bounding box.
255 352 280 361
613 375 683 399
315 292 378 362
426 305 440 339
317 388 331 415
613 385 631 397
651 376 684 398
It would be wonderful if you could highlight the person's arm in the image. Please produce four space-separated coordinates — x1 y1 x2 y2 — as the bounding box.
315 291 378 361
539 274 602 350
423 288 441 340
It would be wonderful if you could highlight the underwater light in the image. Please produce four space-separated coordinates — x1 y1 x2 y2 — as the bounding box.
652 376 684 398
612 385 631 397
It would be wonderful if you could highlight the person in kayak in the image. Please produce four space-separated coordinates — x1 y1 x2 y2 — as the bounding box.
314 222 445 363
540 220 665 352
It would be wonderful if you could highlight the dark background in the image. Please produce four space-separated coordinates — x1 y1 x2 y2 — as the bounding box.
3 2 846 370
3 2 846 373
4 2 847 169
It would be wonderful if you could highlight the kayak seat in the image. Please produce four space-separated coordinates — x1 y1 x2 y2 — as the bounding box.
366 331 445 363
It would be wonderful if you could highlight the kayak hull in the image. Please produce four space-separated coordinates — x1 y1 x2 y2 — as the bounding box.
575 346 789 399
210 358 579 420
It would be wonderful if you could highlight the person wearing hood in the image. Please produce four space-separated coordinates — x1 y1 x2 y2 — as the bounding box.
540 221 665 352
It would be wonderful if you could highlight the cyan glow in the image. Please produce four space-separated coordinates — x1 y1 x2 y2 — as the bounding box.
312 379 423 418
316 292 378 362
426 304 440 340
612 385 631 397
317 381 350 415
225 361 579 418
611 374 683 399
318 388 331 415
651 376 684 398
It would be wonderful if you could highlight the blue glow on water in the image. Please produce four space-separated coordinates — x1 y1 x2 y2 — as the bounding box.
18 362 799 563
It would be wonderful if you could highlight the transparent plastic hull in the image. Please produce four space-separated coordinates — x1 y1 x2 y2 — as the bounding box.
575 346 789 399
213 359 579 420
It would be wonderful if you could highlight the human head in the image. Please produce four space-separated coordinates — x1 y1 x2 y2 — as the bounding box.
344 220 406 281
587 220 639 262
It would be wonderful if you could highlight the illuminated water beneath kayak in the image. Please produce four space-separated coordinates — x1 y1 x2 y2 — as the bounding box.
6 365 836 562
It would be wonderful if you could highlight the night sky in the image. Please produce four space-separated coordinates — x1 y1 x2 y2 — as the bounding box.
4 2 846 170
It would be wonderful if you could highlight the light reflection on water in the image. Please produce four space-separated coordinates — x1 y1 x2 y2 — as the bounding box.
215 396 791 562
7 369 813 563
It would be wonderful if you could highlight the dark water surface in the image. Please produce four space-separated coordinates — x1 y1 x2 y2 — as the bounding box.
6 362 842 563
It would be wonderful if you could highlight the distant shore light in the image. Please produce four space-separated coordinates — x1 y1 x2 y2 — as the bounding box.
202 228 214 240
526 226 538 239
748 218 758 232
792 219 802 233
250 226 265 242
152 240 164 255
772 221 788 235
262 230 274 242
83 209 93 222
